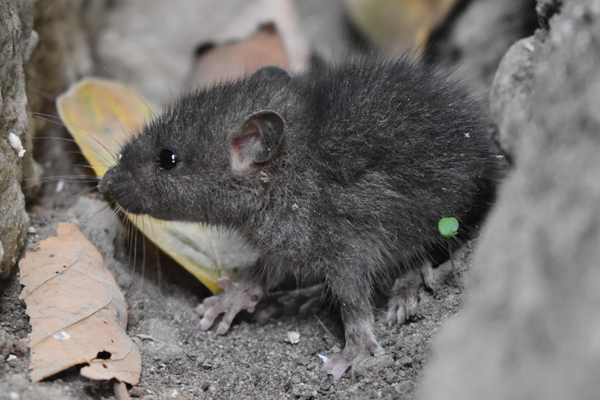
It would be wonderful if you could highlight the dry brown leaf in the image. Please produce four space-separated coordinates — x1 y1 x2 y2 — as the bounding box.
19 223 141 384
189 0 309 87
191 23 291 87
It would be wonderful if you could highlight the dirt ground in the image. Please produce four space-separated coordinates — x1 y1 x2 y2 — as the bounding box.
0 1 538 399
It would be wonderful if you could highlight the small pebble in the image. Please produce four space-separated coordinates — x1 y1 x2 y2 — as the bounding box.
286 331 300 344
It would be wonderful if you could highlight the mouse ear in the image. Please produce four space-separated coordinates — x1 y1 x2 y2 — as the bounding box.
248 66 291 87
228 110 285 173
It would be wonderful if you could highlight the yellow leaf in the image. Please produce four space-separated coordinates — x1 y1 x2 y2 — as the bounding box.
56 78 258 294
55 77 155 178
345 0 460 55
19 223 141 384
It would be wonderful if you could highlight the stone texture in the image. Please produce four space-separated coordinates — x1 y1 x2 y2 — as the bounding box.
418 0 600 398
25 0 108 136
489 32 542 163
537 0 564 28
1 0 109 278
0 0 32 278
426 0 538 97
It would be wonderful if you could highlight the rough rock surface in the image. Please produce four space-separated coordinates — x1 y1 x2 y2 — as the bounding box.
25 0 108 136
489 33 541 163
537 0 564 28
418 0 600 398
426 0 538 97
0 0 32 278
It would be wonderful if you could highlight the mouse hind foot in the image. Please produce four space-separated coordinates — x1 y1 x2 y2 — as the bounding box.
322 276 385 380
386 261 434 328
322 318 384 380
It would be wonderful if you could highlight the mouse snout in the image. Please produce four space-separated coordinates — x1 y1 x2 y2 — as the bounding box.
97 168 115 197
98 167 149 215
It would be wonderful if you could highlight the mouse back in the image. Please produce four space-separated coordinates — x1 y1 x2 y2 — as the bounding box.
100 57 499 268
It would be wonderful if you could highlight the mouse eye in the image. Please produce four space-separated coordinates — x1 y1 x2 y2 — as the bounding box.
158 149 180 170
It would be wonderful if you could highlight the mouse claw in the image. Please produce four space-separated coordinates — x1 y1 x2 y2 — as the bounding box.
199 316 214 331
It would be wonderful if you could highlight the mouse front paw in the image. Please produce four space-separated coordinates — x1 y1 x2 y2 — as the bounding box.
195 277 264 335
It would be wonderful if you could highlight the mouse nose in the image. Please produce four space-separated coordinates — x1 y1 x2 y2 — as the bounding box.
97 168 114 197
98 167 142 213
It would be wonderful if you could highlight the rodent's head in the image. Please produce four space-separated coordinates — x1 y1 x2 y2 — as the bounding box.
98 66 293 226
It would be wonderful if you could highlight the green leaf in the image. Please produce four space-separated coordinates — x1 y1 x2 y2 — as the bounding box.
438 217 459 238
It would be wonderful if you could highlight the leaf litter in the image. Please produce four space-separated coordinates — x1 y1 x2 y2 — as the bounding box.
19 223 141 384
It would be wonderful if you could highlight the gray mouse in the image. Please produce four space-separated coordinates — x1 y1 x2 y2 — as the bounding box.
99 57 499 380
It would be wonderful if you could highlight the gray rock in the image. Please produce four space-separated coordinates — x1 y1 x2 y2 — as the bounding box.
489 33 542 163
0 0 32 278
1 0 111 277
537 0 564 28
418 0 600 398
25 0 108 128
427 0 538 97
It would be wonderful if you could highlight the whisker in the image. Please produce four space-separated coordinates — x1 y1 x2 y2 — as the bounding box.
20 178 98 192
32 131 118 171
140 216 146 291
156 246 162 294
99 66 161 121
315 317 334 338
80 202 113 226
23 176 99 183
34 112 121 169
31 88 61 102
62 186 99 197
29 112 68 128
130 217 138 279
70 164 102 171
31 136 79 144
